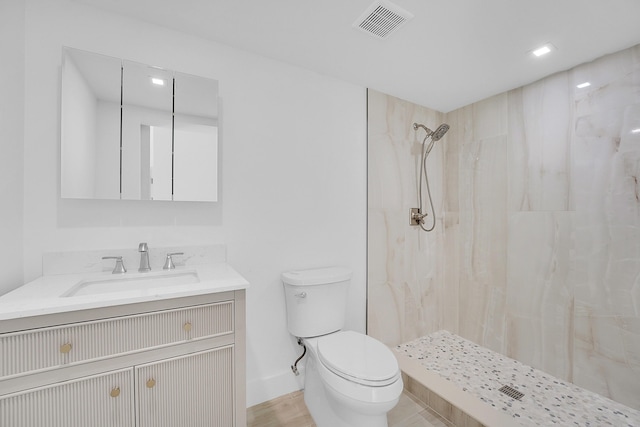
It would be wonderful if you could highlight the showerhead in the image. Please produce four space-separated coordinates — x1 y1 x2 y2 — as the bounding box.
412 122 450 142
431 124 450 142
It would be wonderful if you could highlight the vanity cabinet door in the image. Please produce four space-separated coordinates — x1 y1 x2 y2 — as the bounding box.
0 368 134 427
136 346 234 427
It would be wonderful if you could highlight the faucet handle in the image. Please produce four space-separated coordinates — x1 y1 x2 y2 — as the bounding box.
138 242 148 252
163 252 184 270
102 256 127 274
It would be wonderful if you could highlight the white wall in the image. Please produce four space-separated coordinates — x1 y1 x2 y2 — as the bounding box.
21 0 366 406
0 0 25 295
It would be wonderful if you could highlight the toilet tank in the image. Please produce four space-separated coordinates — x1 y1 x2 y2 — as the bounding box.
282 267 352 338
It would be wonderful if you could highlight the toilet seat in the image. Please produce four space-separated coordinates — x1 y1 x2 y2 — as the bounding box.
317 331 400 387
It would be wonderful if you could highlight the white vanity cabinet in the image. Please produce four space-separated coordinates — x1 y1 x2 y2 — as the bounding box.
0 290 246 427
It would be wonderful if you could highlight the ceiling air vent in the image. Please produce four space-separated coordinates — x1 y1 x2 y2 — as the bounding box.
353 0 414 40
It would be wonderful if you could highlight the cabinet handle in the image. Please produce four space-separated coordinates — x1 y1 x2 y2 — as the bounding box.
60 343 72 354
183 322 192 332
110 387 121 398
146 378 156 388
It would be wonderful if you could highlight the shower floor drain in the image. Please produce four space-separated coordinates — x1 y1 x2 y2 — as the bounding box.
499 385 524 400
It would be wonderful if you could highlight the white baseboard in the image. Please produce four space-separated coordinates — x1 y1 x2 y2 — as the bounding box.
246 366 305 408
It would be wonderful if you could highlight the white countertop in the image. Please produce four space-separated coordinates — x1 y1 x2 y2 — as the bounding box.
0 263 249 321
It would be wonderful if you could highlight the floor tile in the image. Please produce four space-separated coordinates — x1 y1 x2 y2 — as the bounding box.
248 390 451 427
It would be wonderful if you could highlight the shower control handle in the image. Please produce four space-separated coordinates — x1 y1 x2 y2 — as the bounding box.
410 208 427 226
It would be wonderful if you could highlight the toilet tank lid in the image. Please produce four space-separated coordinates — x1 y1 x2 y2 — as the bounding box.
282 267 352 286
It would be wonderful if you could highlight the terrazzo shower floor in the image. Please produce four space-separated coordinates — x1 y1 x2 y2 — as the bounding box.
396 330 640 427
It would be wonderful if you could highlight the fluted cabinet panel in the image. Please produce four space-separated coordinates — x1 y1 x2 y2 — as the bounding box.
1 301 233 378
0 369 134 427
136 346 234 427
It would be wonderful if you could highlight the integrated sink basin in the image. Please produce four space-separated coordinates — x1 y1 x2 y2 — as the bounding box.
62 270 200 297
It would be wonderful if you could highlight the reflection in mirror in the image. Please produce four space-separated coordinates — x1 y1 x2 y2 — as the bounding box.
174 72 219 202
147 125 173 200
61 48 121 199
122 60 173 201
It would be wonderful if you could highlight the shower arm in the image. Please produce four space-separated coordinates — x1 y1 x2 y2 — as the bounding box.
413 123 434 138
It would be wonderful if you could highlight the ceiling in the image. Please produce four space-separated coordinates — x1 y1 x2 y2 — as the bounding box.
74 0 640 112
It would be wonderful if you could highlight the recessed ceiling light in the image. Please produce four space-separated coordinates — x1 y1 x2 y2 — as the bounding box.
576 82 591 89
151 77 165 86
533 45 552 57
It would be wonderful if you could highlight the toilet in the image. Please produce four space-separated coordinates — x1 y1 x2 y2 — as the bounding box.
282 267 403 427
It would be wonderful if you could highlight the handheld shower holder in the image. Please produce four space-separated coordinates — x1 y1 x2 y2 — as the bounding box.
412 121 449 232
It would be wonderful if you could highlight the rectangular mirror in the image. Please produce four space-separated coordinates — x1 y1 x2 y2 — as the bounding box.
61 48 121 199
60 47 220 202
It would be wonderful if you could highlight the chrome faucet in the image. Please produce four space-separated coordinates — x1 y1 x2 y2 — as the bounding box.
138 242 151 272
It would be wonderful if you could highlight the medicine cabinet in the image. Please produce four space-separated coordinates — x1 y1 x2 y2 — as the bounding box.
61 47 219 202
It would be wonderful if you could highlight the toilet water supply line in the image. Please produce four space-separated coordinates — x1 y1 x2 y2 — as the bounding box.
291 338 307 376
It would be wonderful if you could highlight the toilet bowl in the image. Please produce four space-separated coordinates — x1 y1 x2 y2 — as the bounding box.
303 331 403 427
282 267 403 427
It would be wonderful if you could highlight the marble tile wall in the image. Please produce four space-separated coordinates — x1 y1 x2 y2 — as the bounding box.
367 89 452 346
449 95 509 353
367 43 640 410
569 44 640 409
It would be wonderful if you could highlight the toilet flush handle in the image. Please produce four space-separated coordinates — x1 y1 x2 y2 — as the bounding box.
294 291 307 298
